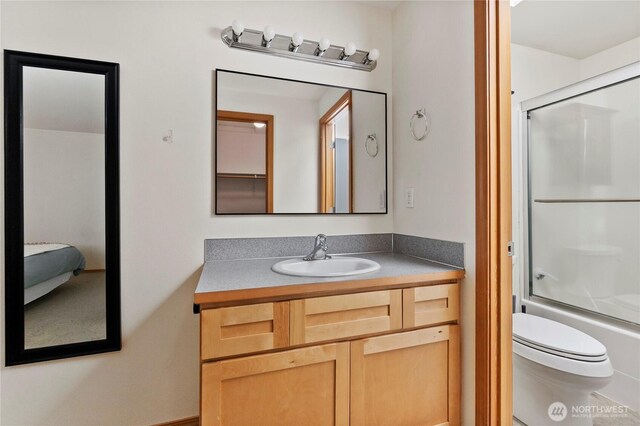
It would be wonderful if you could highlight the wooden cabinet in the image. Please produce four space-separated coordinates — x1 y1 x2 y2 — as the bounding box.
350 325 460 426
403 283 459 328
201 302 289 360
202 342 349 426
290 289 402 345
200 282 461 426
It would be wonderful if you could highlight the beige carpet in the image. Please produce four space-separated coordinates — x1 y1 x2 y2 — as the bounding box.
24 271 106 349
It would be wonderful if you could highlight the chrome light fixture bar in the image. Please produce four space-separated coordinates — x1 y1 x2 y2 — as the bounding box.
221 25 379 72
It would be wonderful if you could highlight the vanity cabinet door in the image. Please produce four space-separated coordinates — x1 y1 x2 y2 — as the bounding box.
201 342 349 426
403 283 459 328
350 325 460 426
290 289 402 345
201 302 289 360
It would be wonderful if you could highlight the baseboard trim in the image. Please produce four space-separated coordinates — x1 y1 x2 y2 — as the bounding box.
153 416 199 426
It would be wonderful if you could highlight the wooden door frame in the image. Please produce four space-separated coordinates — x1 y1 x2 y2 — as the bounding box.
474 0 513 425
216 110 274 213
319 90 353 213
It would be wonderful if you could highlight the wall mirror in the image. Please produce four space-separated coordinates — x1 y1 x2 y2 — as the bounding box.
215 69 387 214
4 50 120 365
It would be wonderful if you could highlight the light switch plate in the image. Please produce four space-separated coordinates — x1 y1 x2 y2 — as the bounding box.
405 188 414 208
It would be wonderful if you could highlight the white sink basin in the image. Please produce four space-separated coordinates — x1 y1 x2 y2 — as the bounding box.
272 256 381 278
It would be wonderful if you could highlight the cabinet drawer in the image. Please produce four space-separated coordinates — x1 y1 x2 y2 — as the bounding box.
201 302 289 360
290 290 402 345
403 283 459 328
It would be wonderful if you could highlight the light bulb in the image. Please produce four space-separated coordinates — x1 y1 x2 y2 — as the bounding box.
231 19 244 36
263 25 275 42
367 48 380 62
292 32 304 47
319 37 331 51
253 122 266 129
344 42 357 56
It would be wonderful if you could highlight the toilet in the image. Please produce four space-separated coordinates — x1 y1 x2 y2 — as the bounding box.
513 313 614 426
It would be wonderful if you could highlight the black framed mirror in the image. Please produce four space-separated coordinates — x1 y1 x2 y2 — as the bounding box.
4 50 121 365
215 69 388 215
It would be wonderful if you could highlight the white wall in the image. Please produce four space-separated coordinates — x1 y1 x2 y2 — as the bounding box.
318 87 348 118
352 91 386 212
0 1 393 424
23 129 106 269
580 36 640 80
22 66 105 134
218 89 320 212
511 43 581 104
392 2 476 424
511 36 640 107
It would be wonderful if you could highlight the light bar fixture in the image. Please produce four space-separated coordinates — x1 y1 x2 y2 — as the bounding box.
221 20 379 72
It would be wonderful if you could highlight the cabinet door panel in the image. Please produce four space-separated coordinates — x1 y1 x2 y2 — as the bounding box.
403 284 459 328
291 290 402 345
202 342 349 426
351 325 460 426
201 302 289 360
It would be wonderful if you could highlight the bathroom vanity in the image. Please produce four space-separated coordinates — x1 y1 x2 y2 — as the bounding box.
195 248 464 426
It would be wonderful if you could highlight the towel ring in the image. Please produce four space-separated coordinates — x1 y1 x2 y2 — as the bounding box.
410 108 430 141
365 133 379 158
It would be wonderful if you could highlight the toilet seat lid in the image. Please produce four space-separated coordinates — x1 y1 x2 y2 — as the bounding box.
513 313 607 358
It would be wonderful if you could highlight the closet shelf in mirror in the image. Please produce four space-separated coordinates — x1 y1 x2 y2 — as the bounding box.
217 173 266 180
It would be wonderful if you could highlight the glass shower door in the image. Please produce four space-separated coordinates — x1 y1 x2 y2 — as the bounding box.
528 76 640 325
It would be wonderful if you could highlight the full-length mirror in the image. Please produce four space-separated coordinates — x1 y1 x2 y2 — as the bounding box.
215 70 387 214
4 51 120 365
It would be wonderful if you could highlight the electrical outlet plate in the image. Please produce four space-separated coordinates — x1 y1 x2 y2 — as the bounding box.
405 188 414 208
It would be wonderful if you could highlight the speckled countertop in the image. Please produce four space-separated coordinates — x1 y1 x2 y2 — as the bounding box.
194 252 464 306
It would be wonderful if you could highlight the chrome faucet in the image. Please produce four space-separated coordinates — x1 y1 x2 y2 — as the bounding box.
303 234 332 261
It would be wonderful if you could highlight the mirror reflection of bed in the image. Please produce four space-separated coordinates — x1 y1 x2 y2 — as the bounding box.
23 243 105 349
22 66 107 349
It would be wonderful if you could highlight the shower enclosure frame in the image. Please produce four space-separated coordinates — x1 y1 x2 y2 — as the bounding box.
518 61 640 326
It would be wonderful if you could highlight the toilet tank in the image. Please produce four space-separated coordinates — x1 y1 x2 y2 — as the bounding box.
563 244 621 298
